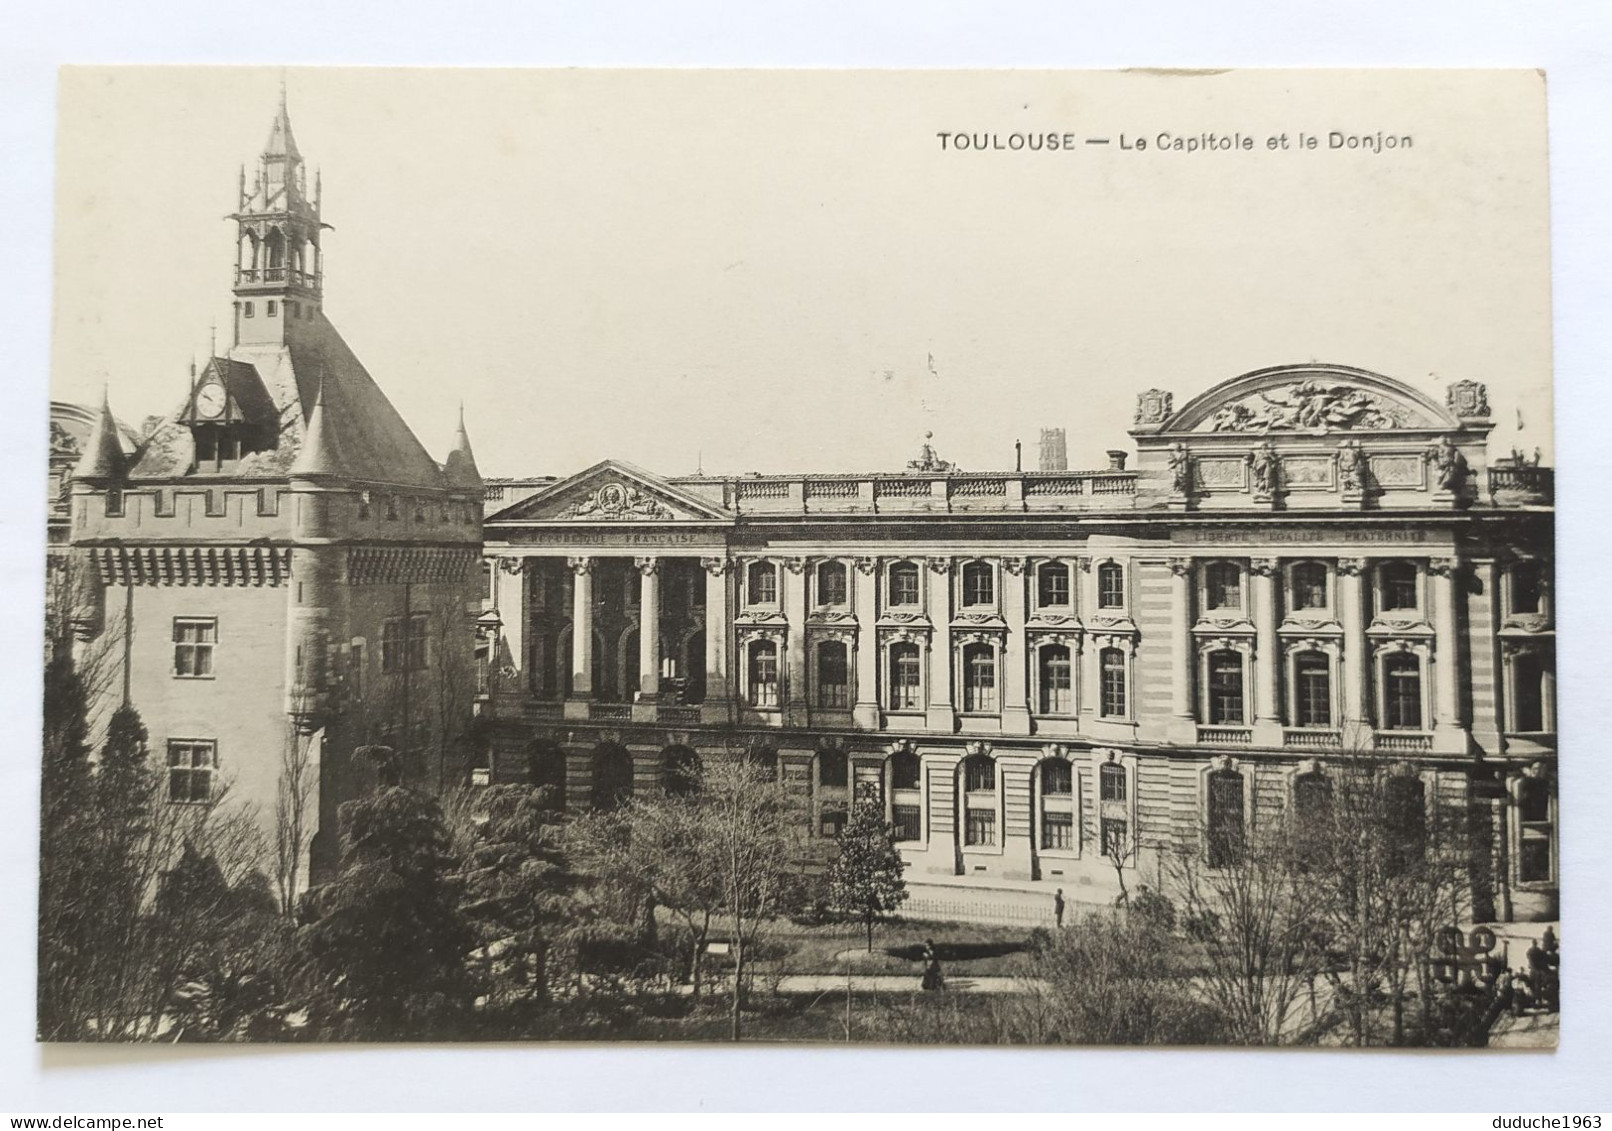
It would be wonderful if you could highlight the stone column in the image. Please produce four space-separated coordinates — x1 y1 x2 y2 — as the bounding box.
1338 557 1369 747
1251 557 1282 745
1001 558 1031 734
564 555 593 719
852 556 880 729
1168 557 1196 742
925 557 954 732
492 555 527 695
700 557 732 724
783 557 809 726
1430 556 1467 753
635 557 661 711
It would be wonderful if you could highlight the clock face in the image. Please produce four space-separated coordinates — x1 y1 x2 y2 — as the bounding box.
195 383 226 420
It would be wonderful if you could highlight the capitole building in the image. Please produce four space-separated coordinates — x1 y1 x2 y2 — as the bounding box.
480 365 1557 922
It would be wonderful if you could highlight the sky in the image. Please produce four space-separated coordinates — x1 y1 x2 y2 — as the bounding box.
51 67 1553 479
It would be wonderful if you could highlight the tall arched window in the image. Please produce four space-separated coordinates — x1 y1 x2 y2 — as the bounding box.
747 639 779 707
888 642 922 710
1098 762 1129 859
1293 770 1333 867
1039 644 1073 714
888 561 921 608
961 642 998 713
816 560 848 607
1205 561 1243 611
961 561 995 607
1291 562 1329 611
817 747 849 837
746 560 778 605
1099 647 1127 717
1293 652 1332 727
1037 561 1070 608
889 751 922 842
591 744 634 811
1381 653 1422 730
1097 561 1125 609
1379 561 1419 612
1207 650 1245 725
815 640 849 708
1383 775 1426 874
1207 768 1245 867
1038 759 1075 850
961 755 997 846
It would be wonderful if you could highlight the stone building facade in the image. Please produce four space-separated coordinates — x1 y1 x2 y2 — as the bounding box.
64 98 485 885
481 364 1556 921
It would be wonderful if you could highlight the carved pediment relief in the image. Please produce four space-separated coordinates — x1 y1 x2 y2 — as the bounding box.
497 460 732 524
1157 365 1458 437
1201 381 1423 433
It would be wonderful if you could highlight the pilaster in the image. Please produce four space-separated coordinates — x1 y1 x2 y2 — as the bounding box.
1430 556 1468 753
925 557 955 732
700 557 733 725
564 555 593 719
783 556 809 726
1167 556 1196 743
852 556 881 728
1001 557 1031 734
1338 558 1369 748
1251 557 1283 746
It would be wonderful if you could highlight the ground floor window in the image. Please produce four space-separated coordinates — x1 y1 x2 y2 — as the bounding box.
1207 769 1245 866
1100 816 1128 859
820 802 848 838
1041 810 1074 850
892 804 922 843
1517 777 1554 883
166 740 217 803
964 807 996 847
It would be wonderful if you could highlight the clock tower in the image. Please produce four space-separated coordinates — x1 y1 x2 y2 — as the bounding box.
229 86 328 349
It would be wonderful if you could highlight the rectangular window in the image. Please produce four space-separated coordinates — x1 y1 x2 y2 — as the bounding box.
749 643 780 708
1040 647 1073 714
1294 653 1332 727
820 803 848 839
1383 655 1423 730
1517 780 1553 883
1098 563 1125 609
1100 817 1128 859
964 807 996 847
348 642 364 701
816 643 849 708
748 563 777 606
1511 652 1547 732
1511 561 1545 615
167 740 217 804
889 564 921 607
1100 649 1127 718
890 645 922 710
1038 564 1070 607
817 563 848 607
962 646 997 713
382 614 429 673
1100 763 1127 802
266 300 278 317
1207 652 1245 725
243 302 254 318
1042 810 1074 850
1041 760 1073 796
892 804 922 843
173 618 217 678
962 563 994 607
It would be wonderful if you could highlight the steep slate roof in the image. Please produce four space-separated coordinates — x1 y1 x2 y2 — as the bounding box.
263 90 301 162
127 311 448 489
441 406 482 489
74 391 128 480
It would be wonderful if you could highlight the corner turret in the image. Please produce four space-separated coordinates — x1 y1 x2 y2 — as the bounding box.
442 405 483 490
74 389 127 481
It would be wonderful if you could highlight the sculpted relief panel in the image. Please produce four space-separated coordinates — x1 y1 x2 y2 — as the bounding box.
1200 380 1421 433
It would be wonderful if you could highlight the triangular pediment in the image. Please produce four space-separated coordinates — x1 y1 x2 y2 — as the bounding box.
490 460 732 524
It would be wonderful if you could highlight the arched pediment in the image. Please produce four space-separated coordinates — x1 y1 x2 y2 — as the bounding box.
1163 365 1459 435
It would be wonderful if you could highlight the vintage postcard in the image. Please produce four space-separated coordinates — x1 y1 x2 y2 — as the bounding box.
42 67 1555 1047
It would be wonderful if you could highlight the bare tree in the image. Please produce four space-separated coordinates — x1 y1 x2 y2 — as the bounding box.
273 718 318 917
1165 812 1319 1046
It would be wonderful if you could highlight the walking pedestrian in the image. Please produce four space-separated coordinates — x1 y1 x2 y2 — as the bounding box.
1054 887 1066 929
920 938 944 992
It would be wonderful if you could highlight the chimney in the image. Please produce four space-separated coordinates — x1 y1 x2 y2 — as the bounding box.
1106 449 1129 471
1038 428 1068 472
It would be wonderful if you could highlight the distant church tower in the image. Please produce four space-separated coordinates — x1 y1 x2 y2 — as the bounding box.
230 88 327 348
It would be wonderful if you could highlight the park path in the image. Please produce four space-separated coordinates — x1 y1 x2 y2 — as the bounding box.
769 973 1049 995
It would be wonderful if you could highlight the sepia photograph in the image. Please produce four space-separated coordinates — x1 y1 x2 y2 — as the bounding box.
38 65 1559 1053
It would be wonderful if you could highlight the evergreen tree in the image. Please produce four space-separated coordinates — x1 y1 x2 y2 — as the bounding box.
37 651 94 1038
826 796 910 950
295 780 477 1040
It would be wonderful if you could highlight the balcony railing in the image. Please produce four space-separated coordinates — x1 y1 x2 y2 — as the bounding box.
1374 731 1433 754
657 705 702 726
1197 725 1253 746
1284 728 1341 750
235 267 320 288
1488 465 1553 505
588 702 632 722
